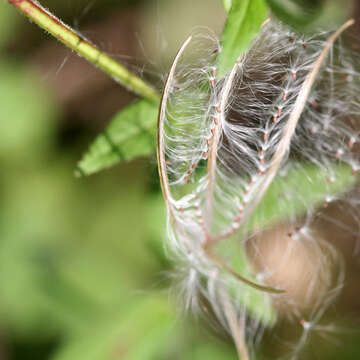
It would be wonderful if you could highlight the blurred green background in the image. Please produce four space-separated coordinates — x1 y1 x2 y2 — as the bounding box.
0 0 360 359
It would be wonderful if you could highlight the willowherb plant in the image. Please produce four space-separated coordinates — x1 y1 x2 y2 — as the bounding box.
6 0 360 357
157 19 359 359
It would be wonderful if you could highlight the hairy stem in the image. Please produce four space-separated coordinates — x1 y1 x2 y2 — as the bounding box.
157 36 193 216
205 18 269 244
206 57 242 225
245 18 355 220
7 0 160 103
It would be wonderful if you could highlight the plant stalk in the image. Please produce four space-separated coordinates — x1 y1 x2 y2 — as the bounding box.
221 288 250 360
7 0 160 103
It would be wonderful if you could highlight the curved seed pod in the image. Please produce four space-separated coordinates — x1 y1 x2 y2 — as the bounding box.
158 19 357 359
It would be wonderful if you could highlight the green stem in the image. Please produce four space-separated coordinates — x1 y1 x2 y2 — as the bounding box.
7 0 160 103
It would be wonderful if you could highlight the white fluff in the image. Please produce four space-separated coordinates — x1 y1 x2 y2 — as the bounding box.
158 20 358 358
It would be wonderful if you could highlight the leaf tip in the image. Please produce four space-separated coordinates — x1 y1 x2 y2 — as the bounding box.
74 164 86 178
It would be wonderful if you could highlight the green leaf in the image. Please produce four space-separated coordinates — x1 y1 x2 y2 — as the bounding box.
77 99 159 176
249 164 354 231
265 0 323 28
222 0 232 12
145 195 172 269
219 0 268 75
224 240 276 326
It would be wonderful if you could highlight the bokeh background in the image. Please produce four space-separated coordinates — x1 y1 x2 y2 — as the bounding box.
1 0 360 359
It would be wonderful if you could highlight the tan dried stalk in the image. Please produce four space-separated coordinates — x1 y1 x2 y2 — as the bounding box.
157 36 193 219
206 58 242 221
221 287 250 360
244 19 355 221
